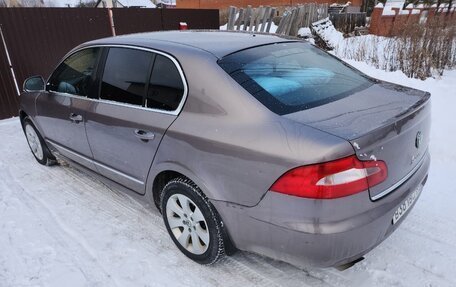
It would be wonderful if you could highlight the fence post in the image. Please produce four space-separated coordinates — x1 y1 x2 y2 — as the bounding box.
248 7 257 31
227 6 237 30
244 6 252 31
260 6 271 32
108 8 116 36
0 25 19 96
255 6 265 31
266 7 276 32
236 8 244 30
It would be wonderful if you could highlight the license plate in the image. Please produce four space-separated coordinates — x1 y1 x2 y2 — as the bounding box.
392 185 422 225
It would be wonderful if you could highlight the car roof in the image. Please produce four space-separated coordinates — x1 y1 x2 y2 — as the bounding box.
84 30 297 59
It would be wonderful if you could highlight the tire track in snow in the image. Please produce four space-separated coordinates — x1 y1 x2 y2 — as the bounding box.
1 165 121 287
44 165 292 287
22 157 323 286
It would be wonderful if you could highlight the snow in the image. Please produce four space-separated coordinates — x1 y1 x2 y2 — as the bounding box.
381 8 396 16
1 66 456 285
311 18 343 49
119 0 156 8
297 27 312 37
325 30 456 78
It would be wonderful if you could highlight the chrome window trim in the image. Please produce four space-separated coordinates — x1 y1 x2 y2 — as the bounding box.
46 44 189 117
371 150 428 201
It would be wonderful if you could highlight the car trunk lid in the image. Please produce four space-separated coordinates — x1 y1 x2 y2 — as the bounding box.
284 82 431 200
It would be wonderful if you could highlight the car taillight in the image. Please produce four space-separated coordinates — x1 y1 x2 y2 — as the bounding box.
270 155 387 199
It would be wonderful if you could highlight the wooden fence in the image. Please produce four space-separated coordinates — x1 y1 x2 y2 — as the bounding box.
226 5 277 32
276 4 328 36
226 3 329 36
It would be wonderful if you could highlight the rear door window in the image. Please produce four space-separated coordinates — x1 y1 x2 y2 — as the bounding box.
218 42 373 115
100 48 153 106
146 54 185 111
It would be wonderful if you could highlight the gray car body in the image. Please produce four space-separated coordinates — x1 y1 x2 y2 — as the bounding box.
19 31 431 268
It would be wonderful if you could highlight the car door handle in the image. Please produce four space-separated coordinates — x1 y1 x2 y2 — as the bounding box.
69 113 83 124
134 129 155 142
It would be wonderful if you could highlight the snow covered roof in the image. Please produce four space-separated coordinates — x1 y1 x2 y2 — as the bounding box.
156 0 176 5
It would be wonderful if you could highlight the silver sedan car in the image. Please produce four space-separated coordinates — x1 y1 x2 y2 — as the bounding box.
19 31 430 268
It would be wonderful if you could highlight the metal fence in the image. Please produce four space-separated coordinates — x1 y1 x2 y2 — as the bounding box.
0 7 219 120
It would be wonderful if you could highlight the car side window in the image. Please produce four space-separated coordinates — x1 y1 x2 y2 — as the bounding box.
146 54 185 111
48 48 100 97
100 48 153 106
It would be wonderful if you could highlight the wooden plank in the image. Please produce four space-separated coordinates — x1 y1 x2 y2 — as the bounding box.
255 6 265 32
296 5 305 31
303 4 310 27
276 12 288 34
266 7 276 33
260 6 271 32
248 7 257 32
243 6 252 31
236 8 244 30
227 6 237 30
285 8 297 35
290 6 303 36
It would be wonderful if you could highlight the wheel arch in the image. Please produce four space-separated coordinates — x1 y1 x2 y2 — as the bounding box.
147 163 213 211
19 109 45 136
147 164 237 254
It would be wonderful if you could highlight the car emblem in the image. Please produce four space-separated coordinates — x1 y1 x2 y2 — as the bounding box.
415 131 422 149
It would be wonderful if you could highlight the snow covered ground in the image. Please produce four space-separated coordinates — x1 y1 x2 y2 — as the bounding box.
1 64 456 286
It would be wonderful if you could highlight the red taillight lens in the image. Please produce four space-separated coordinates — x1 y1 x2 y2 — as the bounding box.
270 155 387 199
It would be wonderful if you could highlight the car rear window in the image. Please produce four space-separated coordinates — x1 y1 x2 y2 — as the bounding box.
218 42 373 115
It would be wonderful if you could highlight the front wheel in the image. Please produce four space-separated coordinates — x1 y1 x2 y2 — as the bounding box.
23 117 56 166
161 177 225 264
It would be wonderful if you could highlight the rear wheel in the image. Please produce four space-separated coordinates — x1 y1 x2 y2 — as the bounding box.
23 117 56 166
161 177 225 264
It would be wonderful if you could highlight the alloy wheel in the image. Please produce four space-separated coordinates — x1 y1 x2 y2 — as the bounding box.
166 194 210 255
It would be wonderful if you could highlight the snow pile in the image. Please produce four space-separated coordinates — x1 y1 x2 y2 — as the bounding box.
297 27 312 37
311 17 344 49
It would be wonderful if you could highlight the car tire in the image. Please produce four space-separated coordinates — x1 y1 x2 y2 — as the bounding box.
22 117 57 166
161 177 225 265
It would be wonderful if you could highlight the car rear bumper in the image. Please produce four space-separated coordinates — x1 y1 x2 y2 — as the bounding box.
213 151 430 268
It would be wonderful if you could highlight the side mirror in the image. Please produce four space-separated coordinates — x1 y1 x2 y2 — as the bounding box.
23 76 45 92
